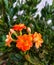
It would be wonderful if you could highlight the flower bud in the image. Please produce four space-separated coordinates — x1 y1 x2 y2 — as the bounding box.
27 27 31 33
25 54 30 61
30 23 34 28
10 29 15 34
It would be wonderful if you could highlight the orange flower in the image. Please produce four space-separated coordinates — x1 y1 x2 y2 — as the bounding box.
5 29 16 47
32 32 43 49
16 34 33 52
13 23 26 31
5 32 13 47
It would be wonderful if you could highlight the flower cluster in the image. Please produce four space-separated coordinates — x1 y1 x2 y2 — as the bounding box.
5 23 43 52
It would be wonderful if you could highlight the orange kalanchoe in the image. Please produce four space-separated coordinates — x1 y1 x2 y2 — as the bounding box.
16 34 33 52
5 32 13 47
5 29 15 47
13 23 26 31
32 32 43 49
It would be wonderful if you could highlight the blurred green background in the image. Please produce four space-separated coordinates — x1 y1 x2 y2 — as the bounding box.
0 0 54 65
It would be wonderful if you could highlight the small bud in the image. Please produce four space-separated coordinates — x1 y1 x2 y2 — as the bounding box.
10 29 15 34
30 23 34 28
27 27 31 33
10 29 18 37
25 54 30 61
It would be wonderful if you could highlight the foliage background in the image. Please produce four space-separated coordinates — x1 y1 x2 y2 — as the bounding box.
0 0 54 65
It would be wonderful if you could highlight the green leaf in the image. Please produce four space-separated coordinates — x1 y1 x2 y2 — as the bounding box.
0 42 5 48
4 0 8 10
15 54 23 60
